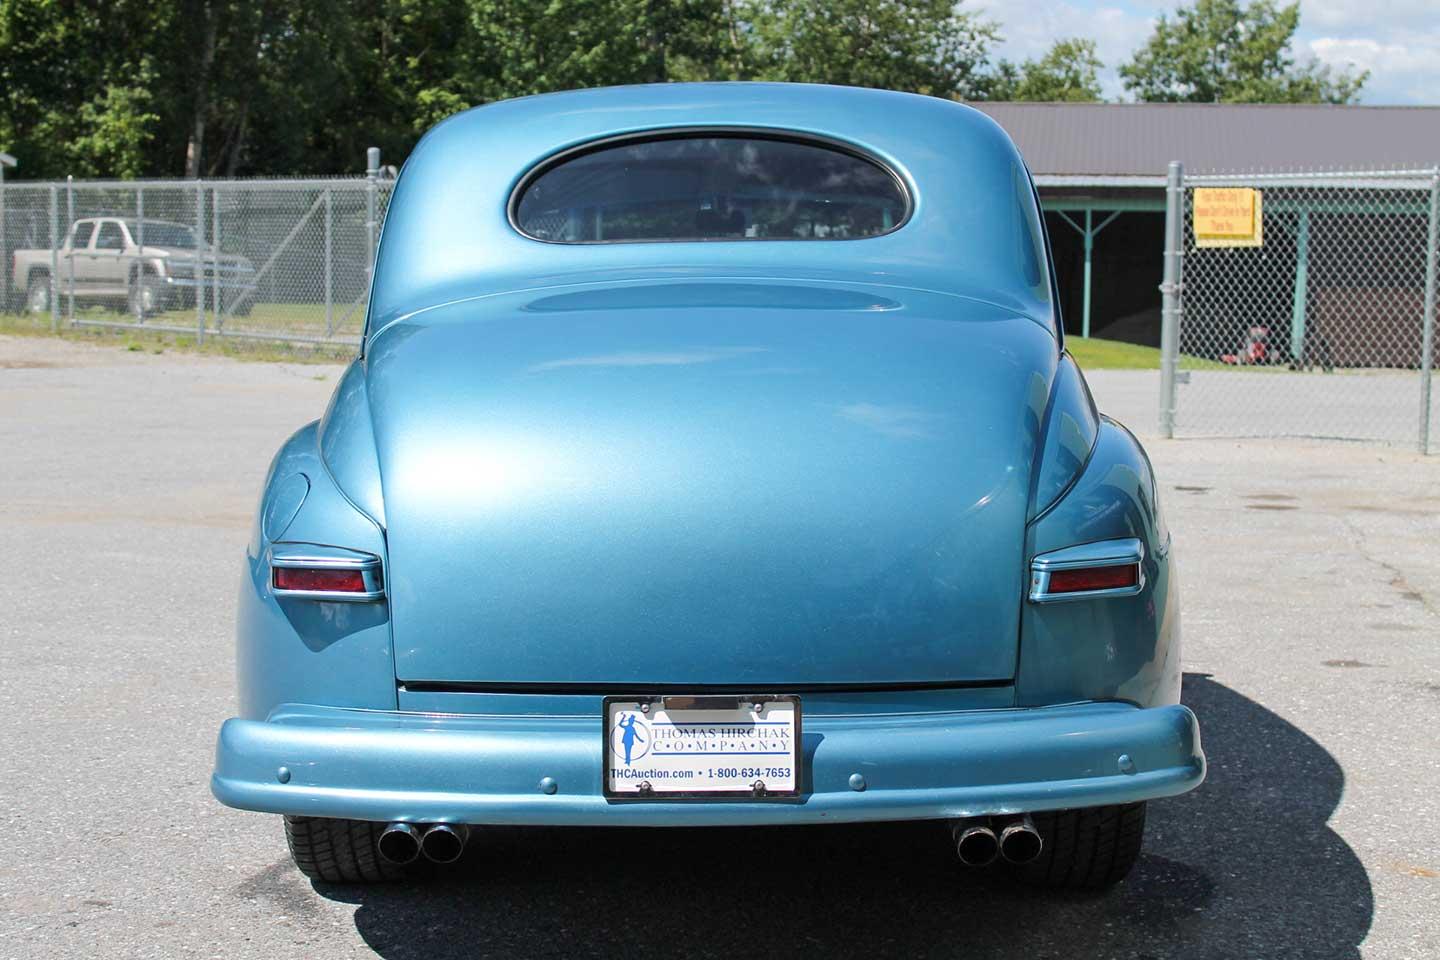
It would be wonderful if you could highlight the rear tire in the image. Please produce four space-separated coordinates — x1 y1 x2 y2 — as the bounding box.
26 273 51 315
128 271 162 320
1008 802 1147 889
283 815 407 884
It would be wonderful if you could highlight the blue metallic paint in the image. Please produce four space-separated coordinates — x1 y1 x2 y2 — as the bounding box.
369 283 1054 686
1020 420 1181 709
368 84 1053 337
238 423 395 720
215 83 1202 826
214 701 1202 826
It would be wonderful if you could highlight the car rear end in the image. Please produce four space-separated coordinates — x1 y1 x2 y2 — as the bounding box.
211 83 1203 887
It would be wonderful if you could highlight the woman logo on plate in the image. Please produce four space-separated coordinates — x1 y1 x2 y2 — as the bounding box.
611 713 650 765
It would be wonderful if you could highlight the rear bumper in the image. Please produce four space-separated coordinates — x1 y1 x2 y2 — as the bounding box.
211 701 1204 826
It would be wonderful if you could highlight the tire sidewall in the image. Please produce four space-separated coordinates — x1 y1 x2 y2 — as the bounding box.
26 276 50 314
129 276 158 319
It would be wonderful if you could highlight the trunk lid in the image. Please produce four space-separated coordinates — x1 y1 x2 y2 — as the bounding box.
367 281 1056 686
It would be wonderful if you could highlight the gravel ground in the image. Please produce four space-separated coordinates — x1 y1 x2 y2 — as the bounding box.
1 334 1437 960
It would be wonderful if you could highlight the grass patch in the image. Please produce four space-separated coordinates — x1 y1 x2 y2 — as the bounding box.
1068 336 1229 371
1068 337 1163 370
0 309 357 364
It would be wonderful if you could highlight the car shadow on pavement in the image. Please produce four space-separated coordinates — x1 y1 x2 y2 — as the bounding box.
315 674 1372 959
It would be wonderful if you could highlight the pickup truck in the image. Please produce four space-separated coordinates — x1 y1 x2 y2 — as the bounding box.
12 217 256 319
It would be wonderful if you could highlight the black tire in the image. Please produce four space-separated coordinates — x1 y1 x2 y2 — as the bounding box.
25 273 51 315
1008 802 1147 890
283 815 407 884
127 271 163 320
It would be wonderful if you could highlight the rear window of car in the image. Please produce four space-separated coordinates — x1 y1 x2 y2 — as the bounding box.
512 134 909 243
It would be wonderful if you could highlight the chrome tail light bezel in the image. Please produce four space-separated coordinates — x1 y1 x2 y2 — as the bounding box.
270 545 385 602
1028 537 1145 603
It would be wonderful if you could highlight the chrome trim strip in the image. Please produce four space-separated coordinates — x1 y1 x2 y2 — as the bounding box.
1028 537 1145 603
269 546 385 602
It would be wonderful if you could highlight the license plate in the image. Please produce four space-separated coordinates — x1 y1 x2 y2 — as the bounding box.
604 695 801 798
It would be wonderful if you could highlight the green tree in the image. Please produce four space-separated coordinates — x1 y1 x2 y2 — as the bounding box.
986 38 1104 101
461 0 736 103
1 0 1022 177
0 0 166 178
1120 0 1365 103
748 0 999 100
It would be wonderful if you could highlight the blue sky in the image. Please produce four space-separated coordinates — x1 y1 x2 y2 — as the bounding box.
974 0 1439 104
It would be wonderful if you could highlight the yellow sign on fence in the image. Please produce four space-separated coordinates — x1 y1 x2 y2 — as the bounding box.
1193 187 1264 247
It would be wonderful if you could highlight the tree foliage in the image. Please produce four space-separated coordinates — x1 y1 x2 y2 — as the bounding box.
746 0 998 100
988 38 1104 102
1120 0 1366 103
0 0 1368 178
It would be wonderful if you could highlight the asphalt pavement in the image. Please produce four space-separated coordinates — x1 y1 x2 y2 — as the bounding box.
1 334 1437 959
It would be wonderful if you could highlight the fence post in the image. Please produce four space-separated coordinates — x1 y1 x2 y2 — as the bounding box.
48 184 59 332
211 184 221 331
365 147 380 288
1159 161 1185 439
195 180 205 344
324 188 334 337
1420 166 1439 455
0 162 6 313
65 176 75 322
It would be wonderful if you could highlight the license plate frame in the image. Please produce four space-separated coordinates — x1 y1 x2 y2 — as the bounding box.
602 694 802 800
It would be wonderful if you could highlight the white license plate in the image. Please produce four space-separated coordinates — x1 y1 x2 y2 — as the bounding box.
604 696 801 798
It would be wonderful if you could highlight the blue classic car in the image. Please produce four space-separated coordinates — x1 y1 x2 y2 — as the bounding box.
212 83 1203 888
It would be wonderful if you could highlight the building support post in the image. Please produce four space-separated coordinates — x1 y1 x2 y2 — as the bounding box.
1159 162 1185 439
1082 209 1094 338
1289 208 1311 364
1058 207 1123 340
1419 167 1439 454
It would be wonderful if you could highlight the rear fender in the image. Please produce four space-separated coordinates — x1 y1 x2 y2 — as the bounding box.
1018 419 1180 709
237 420 395 720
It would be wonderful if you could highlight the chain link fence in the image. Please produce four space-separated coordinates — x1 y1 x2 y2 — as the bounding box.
1 150 393 349
1159 165 1439 453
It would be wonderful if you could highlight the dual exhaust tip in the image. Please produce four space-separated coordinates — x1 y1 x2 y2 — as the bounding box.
380 816 1035 868
953 815 1043 866
377 823 469 866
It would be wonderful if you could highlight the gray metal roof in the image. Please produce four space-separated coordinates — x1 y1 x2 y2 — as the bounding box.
971 102 1440 179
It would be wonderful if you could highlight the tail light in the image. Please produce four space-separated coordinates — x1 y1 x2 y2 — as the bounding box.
1029 538 1144 603
270 546 384 601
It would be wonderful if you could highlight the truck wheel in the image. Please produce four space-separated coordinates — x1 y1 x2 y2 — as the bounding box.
1008 802 1147 889
283 815 406 884
128 274 161 320
26 274 51 314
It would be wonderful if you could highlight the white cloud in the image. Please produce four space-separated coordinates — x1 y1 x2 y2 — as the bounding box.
1301 0 1437 32
1306 29 1440 103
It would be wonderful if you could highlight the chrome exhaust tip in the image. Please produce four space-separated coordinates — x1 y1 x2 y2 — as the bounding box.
376 823 422 865
420 824 470 864
998 815 1043 864
953 821 1000 867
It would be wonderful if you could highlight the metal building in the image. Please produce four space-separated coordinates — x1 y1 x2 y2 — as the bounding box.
976 102 1440 349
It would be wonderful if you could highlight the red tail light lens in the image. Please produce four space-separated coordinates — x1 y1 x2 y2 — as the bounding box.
1046 563 1139 594
273 567 367 593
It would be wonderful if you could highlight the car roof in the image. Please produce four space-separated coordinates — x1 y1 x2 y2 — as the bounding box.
370 82 1044 336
